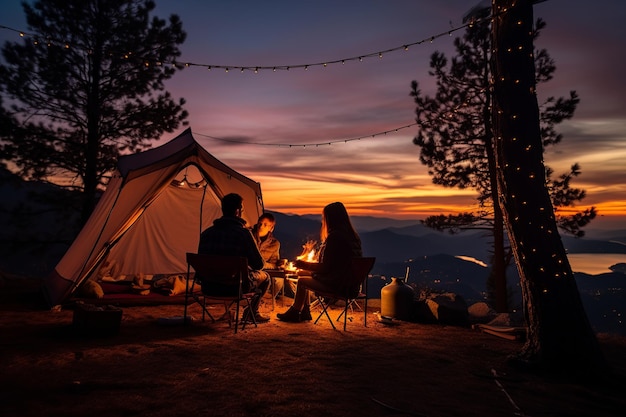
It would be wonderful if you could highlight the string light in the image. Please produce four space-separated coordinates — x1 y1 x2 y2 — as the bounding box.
0 11 495 75
171 177 206 188
192 122 419 148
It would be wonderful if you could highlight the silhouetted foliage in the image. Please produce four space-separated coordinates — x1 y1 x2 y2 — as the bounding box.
411 17 594 238
0 0 189 225
410 16 596 310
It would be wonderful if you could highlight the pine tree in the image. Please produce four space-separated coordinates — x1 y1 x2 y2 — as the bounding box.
0 0 189 225
410 15 595 312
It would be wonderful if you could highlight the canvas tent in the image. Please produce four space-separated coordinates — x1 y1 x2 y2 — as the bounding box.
44 128 264 307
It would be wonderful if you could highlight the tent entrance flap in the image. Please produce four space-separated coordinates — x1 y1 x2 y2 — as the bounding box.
106 179 222 276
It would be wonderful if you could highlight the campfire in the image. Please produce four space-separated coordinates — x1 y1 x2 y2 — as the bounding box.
284 241 317 271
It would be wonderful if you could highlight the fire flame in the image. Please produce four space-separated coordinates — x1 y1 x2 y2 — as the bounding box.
297 249 316 262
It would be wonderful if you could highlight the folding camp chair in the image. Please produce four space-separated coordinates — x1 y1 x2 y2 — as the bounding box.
183 253 257 333
313 257 376 330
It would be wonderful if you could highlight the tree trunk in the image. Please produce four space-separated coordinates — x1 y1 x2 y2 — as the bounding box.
490 0 607 375
486 114 508 314
81 28 104 226
482 36 508 314
491 184 508 312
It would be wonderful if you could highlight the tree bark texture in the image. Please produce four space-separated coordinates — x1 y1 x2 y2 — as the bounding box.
490 0 606 375
482 38 508 313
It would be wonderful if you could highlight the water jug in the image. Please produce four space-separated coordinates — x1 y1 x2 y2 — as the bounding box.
381 277 414 321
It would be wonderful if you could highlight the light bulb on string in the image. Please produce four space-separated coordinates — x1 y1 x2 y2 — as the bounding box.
2 11 494 73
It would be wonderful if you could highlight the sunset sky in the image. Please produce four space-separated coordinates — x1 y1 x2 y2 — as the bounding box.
2 1 625 229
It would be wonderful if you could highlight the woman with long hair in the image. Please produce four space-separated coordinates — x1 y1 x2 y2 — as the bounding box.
277 202 362 322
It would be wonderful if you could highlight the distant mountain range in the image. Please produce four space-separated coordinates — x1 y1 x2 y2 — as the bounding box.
270 210 626 265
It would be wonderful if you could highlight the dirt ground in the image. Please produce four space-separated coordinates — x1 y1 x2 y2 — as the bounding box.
1 277 626 417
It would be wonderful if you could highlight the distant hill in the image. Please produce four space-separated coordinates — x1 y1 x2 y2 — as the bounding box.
581 227 626 243
0 168 81 277
366 253 513 305
270 210 626 266
347 216 426 232
561 235 626 254
361 229 494 264
268 211 321 260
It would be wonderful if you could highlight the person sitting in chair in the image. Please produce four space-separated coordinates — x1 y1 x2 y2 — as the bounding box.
198 193 270 323
251 212 281 269
276 202 362 323
251 212 283 298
